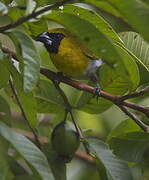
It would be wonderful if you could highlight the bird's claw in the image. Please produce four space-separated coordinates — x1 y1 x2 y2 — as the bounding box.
93 84 101 102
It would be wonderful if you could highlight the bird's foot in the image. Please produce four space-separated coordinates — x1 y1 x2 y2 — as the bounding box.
93 83 101 102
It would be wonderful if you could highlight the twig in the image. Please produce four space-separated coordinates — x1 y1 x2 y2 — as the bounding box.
118 105 149 132
51 79 71 111
9 79 41 148
51 80 90 153
118 86 149 101
0 0 75 33
51 80 82 137
40 68 149 118
69 110 83 139
120 101 149 118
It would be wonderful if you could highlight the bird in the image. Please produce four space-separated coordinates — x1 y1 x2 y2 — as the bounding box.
35 28 103 94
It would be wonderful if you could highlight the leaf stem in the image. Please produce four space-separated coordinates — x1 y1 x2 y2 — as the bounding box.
51 80 90 153
9 79 41 148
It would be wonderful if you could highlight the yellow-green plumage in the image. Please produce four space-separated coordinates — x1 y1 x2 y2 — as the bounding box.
48 28 91 77
50 36 89 77
35 28 103 92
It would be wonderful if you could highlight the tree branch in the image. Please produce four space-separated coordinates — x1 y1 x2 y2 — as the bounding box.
118 105 149 132
120 101 149 118
119 86 149 101
2 46 149 131
0 0 75 33
40 68 149 132
40 68 149 118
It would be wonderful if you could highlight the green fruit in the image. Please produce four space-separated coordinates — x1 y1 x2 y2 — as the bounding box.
51 122 80 159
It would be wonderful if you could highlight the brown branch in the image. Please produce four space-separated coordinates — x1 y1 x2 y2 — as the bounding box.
120 101 149 118
119 86 149 101
40 68 149 117
40 68 149 132
0 0 74 33
2 46 149 131
118 106 149 132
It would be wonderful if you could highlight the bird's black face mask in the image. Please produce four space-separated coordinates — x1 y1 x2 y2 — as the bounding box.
35 32 65 53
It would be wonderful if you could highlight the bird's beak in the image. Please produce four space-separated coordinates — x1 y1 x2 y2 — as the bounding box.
35 33 45 42
35 32 52 45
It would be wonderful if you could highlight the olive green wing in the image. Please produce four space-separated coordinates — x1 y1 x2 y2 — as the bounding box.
83 48 99 60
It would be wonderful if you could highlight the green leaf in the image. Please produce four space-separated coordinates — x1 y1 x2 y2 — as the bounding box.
5 59 38 128
109 132 149 162
11 175 34 180
1 0 12 5
99 45 140 93
14 0 27 8
82 1 132 33
88 138 133 180
119 31 149 72
10 30 41 92
9 157 28 177
107 118 141 141
25 0 36 15
0 2 8 15
141 0 149 6
0 95 11 125
35 79 64 113
0 168 13 180
43 144 66 180
0 49 10 89
84 0 122 17
35 80 64 105
0 137 12 180
0 62 10 89
36 0 57 7
0 121 54 180
107 0 149 42
8 7 25 21
26 19 48 38
45 4 121 43
113 43 140 91
76 91 112 114
36 98 63 113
